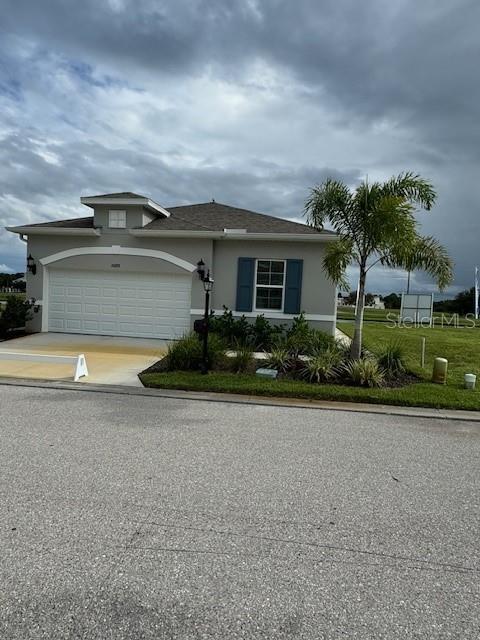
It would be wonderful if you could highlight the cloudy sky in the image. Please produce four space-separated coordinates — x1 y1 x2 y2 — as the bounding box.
0 0 478 295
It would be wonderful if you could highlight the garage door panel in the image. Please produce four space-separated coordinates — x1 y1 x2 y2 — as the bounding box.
120 288 138 298
50 302 65 313
65 319 82 331
48 269 191 339
99 321 117 332
84 303 101 313
84 287 101 296
49 318 64 330
102 305 117 314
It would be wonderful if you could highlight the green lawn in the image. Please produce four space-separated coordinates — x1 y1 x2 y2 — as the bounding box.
337 306 479 326
141 323 480 411
0 293 25 302
337 307 396 322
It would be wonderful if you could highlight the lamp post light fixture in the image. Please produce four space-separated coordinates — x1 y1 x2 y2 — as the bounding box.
26 254 37 275
196 259 214 375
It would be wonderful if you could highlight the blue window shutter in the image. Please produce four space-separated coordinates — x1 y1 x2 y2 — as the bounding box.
236 257 255 312
284 259 303 314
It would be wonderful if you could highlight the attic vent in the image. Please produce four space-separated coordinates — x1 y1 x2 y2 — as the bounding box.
224 228 247 234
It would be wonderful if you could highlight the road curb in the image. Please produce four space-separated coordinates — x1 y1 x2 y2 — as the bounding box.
1 376 480 423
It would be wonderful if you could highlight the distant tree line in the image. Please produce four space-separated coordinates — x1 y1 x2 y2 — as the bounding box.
340 288 478 316
339 291 401 309
0 272 26 292
434 287 478 316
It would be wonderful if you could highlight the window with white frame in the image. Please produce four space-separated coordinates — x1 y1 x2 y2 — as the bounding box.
108 210 127 228
255 259 285 310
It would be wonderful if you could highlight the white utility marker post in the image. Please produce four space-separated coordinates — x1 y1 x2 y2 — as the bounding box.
420 337 426 368
475 266 479 320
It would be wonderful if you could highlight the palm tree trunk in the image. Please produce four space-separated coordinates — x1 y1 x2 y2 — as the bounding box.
350 266 366 359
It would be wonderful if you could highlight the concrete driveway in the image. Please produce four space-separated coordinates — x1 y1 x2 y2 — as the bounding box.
0 384 478 639
0 333 166 386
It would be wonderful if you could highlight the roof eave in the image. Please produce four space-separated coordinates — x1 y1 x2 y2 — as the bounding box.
222 232 337 242
6 226 101 237
130 229 337 241
80 196 170 217
130 229 223 238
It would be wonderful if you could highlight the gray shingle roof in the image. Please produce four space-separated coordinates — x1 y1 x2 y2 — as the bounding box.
11 201 334 235
18 216 95 228
82 191 145 199
146 202 325 234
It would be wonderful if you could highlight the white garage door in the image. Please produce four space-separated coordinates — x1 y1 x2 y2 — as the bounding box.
48 269 191 339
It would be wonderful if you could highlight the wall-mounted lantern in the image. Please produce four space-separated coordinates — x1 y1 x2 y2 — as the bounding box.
26 254 37 275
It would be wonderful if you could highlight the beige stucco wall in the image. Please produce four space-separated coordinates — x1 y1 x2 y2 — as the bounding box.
211 239 336 317
23 229 336 335
92 204 156 229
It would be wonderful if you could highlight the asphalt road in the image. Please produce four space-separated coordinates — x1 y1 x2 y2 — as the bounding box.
0 385 479 639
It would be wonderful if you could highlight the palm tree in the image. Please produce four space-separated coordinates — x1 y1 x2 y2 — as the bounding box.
304 172 453 359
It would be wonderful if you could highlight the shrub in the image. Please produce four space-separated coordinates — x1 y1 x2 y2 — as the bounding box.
340 358 385 388
284 312 310 354
283 313 337 357
250 314 285 350
229 342 255 373
264 346 293 374
301 346 344 383
166 333 226 371
377 340 406 377
209 307 251 345
286 312 310 340
0 296 33 338
304 330 338 356
210 307 285 350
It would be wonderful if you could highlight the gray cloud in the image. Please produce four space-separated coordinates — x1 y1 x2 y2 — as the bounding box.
0 0 478 296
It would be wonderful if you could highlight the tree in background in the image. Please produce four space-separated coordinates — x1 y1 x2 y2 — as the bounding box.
305 172 453 358
434 287 477 316
0 272 26 292
365 293 375 307
344 291 357 305
383 293 401 309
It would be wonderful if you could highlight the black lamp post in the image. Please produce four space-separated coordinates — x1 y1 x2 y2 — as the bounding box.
196 259 214 375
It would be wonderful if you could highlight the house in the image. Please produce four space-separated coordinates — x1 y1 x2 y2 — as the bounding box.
367 295 385 310
6 193 338 339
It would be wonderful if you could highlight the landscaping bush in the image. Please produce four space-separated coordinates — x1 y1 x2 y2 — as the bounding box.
340 358 385 388
209 307 251 346
284 312 311 355
264 346 294 374
377 340 406 377
282 313 338 357
165 333 226 371
249 314 284 350
210 307 285 350
229 342 255 373
304 330 338 356
0 296 33 339
300 346 344 383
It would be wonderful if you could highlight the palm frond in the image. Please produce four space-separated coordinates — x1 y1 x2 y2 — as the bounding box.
388 235 454 291
380 172 436 210
304 179 354 234
365 195 417 252
322 238 354 288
